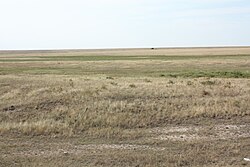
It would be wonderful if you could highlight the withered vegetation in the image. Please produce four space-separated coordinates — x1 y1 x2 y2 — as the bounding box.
0 47 250 167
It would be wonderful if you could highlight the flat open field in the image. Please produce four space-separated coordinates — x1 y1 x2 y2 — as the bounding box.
0 47 250 166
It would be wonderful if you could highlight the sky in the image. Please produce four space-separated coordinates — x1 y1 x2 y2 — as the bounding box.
0 0 250 50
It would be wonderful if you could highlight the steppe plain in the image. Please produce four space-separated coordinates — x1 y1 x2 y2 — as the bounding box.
0 47 250 166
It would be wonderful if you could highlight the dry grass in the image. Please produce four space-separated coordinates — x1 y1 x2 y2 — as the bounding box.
1 75 249 137
0 48 250 166
1 46 250 57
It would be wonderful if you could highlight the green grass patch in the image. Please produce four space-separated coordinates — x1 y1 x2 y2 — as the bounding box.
0 54 249 62
164 71 250 78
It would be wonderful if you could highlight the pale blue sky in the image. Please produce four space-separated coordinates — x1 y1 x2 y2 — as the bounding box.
0 0 250 50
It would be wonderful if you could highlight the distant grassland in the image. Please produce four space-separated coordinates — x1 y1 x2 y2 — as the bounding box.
0 47 250 78
0 54 250 62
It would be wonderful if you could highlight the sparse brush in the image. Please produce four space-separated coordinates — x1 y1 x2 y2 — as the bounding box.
101 85 107 90
169 74 177 78
144 79 152 83
168 80 174 84
69 79 74 88
106 76 114 80
110 82 118 86
187 81 193 86
202 90 211 96
200 80 216 86
129 84 136 88
160 74 165 77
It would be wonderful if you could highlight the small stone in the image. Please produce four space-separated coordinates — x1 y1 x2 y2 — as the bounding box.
244 158 250 162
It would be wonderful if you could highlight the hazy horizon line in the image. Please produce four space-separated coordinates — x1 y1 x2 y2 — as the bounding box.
1 45 250 52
